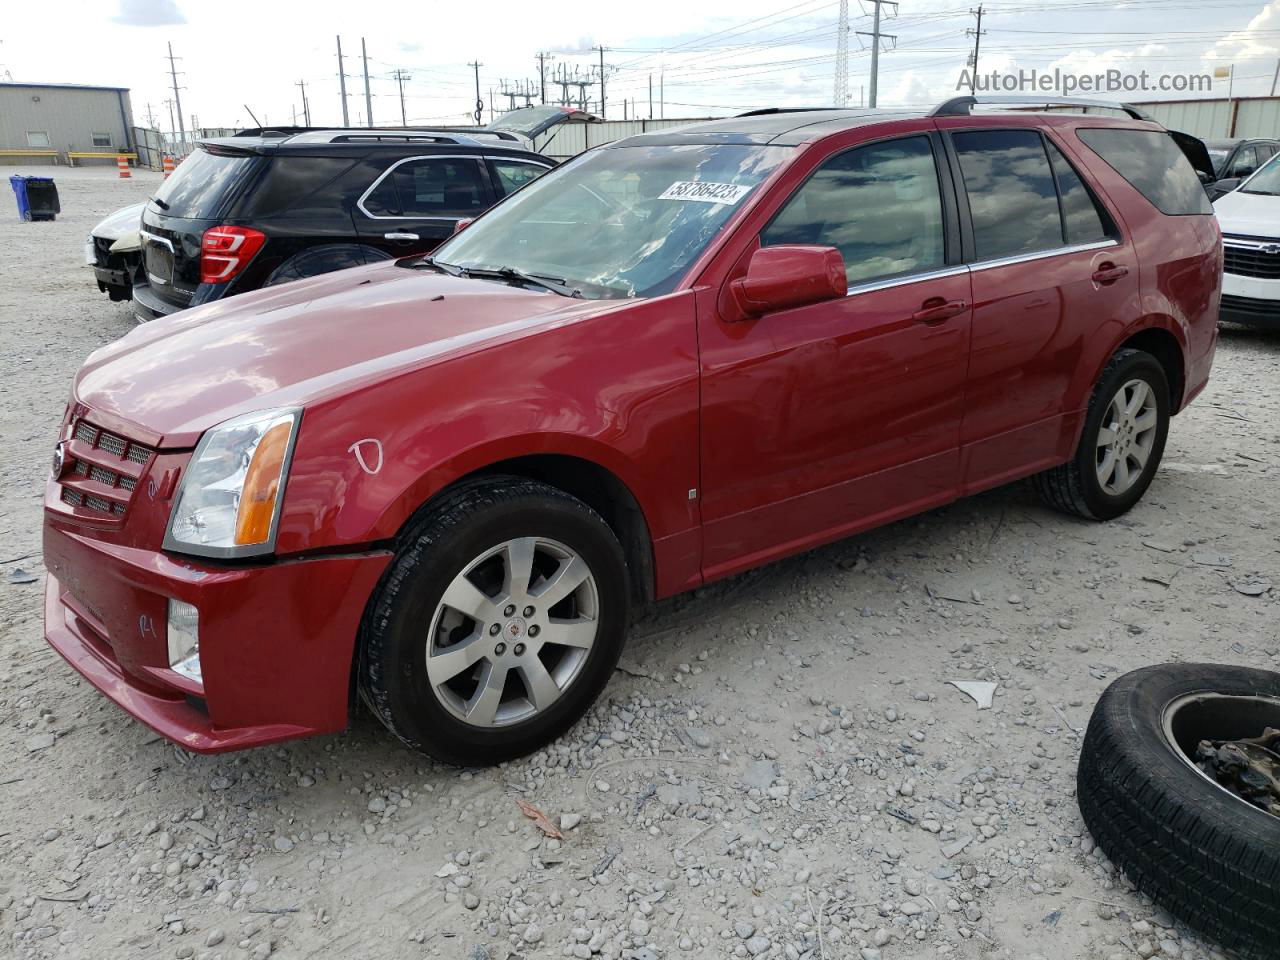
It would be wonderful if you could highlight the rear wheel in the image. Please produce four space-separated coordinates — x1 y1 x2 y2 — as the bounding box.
1033 347 1170 520
358 477 629 765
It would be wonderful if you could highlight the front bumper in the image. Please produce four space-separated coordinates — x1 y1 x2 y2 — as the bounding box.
1220 271 1280 328
44 517 391 753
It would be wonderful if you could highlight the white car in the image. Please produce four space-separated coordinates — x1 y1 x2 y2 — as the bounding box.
85 202 145 302
1213 155 1280 328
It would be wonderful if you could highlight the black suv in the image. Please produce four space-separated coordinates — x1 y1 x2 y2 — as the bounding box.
133 128 553 320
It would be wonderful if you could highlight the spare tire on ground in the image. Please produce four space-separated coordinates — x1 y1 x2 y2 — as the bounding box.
1077 663 1280 959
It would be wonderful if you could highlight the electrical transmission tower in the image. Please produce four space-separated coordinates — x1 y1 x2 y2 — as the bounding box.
834 0 851 107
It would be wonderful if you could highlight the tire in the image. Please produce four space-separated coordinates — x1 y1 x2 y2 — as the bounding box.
358 476 629 766
1077 664 1280 959
1033 347 1170 520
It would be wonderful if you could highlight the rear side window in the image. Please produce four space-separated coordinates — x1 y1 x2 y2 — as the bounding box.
762 135 946 286
952 130 1062 260
362 157 488 218
1045 140 1112 245
151 148 257 219
491 159 550 196
1077 128 1212 216
240 157 357 218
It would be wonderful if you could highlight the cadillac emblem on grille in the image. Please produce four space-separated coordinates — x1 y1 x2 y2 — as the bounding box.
51 440 66 478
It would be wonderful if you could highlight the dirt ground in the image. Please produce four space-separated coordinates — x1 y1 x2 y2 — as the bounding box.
1 167 1277 960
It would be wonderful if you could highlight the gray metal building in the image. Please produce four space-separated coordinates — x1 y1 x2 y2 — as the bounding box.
0 82 135 165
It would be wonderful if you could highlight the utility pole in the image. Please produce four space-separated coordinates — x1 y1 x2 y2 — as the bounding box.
336 35 350 126
595 44 608 119
966 6 986 93
1272 57 1280 96
361 37 373 127
536 52 551 105
834 0 850 107
391 69 410 125
857 0 898 108
145 101 157 130
468 61 484 125
165 41 187 151
296 80 310 125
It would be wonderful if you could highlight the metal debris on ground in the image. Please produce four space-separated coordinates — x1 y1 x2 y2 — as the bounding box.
1195 728 1280 817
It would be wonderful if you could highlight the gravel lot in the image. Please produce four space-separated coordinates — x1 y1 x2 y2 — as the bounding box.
2 167 1278 960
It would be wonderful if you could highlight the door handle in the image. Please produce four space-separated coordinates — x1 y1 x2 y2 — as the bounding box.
1091 263 1129 285
384 232 420 242
912 298 968 325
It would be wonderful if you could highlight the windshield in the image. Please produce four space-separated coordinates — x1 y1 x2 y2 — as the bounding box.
150 147 257 219
430 143 789 300
1240 152 1280 195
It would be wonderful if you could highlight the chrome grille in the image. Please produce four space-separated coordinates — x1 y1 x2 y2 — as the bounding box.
57 418 155 520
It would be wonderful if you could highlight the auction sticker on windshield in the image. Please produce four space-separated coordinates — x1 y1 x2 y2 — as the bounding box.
659 181 753 204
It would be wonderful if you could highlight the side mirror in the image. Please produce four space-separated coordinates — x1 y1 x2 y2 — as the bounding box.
728 245 847 320
1209 177 1242 200
453 218 474 235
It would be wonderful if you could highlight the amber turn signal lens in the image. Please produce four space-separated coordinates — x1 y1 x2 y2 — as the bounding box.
233 421 292 545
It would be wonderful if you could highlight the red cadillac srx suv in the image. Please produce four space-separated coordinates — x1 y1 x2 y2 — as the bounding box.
44 98 1221 764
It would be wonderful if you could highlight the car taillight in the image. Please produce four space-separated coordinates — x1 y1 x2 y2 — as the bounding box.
200 226 266 284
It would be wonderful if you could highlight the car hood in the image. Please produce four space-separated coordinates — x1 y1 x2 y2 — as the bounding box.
1212 189 1280 237
91 202 146 242
73 260 613 447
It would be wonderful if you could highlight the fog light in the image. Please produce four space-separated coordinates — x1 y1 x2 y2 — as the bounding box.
167 599 201 684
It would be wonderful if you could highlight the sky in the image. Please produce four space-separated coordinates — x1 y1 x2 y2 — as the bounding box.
3 0 1280 132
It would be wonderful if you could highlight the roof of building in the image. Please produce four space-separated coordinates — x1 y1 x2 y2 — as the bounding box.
0 81 130 93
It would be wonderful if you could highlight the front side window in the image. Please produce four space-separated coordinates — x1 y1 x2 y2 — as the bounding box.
1229 146 1261 179
761 135 945 286
953 129 1062 260
1077 128 1212 216
363 157 487 218
492 159 550 196
432 143 788 300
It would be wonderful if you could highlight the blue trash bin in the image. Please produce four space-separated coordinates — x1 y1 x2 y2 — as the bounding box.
10 175 59 221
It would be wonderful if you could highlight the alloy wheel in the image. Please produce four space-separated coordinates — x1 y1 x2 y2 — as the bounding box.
425 537 599 727
1096 378 1159 496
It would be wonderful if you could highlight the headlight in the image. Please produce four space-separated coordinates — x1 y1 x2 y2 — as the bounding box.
163 408 301 559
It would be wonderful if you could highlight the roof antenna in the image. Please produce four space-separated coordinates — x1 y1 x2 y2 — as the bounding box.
243 104 262 127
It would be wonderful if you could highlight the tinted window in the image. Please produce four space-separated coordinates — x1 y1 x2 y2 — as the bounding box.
151 147 258 219
1077 128 1212 216
1229 146 1261 178
762 135 945 285
492 159 550 196
1045 140 1111 245
241 157 356 217
363 157 487 217
953 130 1062 260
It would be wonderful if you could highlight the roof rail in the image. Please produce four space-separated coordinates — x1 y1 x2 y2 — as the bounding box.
736 107 843 117
930 95 1155 123
231 125 520 143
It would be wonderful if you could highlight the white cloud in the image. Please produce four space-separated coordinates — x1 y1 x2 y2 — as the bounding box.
110 0 186 26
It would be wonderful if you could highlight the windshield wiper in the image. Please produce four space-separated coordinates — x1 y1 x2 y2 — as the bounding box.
463 265 583 298
149 196 170 210
1241 189 1280 196
414 256 464 277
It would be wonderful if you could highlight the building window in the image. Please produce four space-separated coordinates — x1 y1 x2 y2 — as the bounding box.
91 133 112 148
26 131 51 148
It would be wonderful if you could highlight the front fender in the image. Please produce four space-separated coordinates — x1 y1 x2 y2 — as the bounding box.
272 292 702 560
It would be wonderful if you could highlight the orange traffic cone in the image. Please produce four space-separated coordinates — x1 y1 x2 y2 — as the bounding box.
116 155 131 179
162 155 175 178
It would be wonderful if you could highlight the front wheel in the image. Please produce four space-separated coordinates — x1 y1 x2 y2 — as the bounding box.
358 477 629 766
1033 347 1170 520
